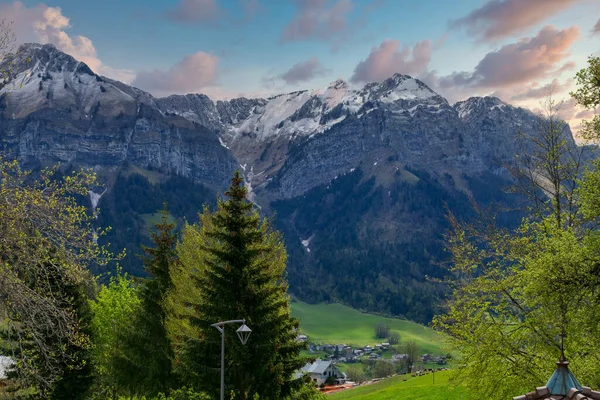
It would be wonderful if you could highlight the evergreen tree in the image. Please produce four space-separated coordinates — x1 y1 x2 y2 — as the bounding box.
49 275 95 400
122 207 178 397
180 171 306 400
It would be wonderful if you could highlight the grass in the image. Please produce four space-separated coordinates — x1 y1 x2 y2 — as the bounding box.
121 164 164 184
141 212 177 233
329 370 467 400
290 301 445 355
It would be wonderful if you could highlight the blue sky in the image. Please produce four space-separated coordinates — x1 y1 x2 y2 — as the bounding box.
1 0 599 126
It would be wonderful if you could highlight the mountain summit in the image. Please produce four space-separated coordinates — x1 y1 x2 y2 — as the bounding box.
0 43 575 321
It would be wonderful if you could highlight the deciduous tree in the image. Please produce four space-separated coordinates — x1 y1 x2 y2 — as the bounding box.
0 160 109 397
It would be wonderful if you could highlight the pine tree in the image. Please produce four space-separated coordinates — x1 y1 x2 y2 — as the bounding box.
49 277 95 400
122 207 178 396
180 171 306 400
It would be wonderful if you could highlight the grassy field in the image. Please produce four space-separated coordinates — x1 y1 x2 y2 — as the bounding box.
290 301 445 355
329 370 467 400
141 212 177 232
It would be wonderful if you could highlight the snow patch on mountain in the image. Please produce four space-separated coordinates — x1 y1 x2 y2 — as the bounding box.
301 234 315 253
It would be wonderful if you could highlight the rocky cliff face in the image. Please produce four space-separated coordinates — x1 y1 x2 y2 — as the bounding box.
0 43 237 189
0 43 582 321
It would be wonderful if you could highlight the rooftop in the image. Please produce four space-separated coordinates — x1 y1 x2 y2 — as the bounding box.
513 357 600 400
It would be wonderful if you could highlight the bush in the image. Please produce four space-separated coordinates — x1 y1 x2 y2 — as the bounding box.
388 331 400 345
345 365 367 383
375 323 389 339
373 360 395 378
151 388 210 400
287 383 326 400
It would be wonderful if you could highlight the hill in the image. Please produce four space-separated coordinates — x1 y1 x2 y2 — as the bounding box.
290 301 444 355
329 370 466 400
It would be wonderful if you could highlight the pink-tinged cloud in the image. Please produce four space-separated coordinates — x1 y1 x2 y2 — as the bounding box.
350 39 432 83
439 26 579 89
132 51 219 95
510 79 570 101
0 1 134 83
279 57 329 85
551 98 597 122
280 0 354 43
451 0 580 41
166 0 221 24
594 18 600 35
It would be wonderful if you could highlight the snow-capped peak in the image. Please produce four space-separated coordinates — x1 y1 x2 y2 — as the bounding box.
454 96 509 120
327 79 349 90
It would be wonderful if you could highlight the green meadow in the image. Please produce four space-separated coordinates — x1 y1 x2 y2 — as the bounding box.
329 370 466 400
290 301 445 355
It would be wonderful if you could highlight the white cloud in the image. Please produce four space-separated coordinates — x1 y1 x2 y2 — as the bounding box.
0 1 135 83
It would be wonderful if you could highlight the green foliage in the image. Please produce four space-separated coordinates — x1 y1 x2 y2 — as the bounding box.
124 208 178 397
400 341 419 373
178 171 307 400
570 56 600 140
48 272 95 400
150 387 211 400
388 332 400 345
0 160 110 396
375 323 389 339
89 270 141 399
96 172 215 276
372 360 395 379
273 167 487 322
433 92 600 399
344 365 367 383
286 383 326 400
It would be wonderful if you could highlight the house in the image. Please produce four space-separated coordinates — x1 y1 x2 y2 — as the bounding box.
392 354 409 363
421 354 432 362
297 334 308 342
293 359 347 385
375 344 382 351
381 343 390 350
369 353 381 359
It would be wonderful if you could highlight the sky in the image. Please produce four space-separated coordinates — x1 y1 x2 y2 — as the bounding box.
0 0 599 130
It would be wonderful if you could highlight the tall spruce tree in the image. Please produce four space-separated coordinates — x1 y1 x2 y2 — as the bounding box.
180 171 306 400
123 207 178 396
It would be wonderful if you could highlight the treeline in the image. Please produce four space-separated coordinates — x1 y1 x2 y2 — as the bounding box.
0 169 319 400
96 171 217 276
273 166 518 322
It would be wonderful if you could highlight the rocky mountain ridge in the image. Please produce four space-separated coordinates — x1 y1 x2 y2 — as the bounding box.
1 43 555 198
0 43 578 321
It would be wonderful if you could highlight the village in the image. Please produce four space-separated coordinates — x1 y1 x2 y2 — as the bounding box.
296 334 449 389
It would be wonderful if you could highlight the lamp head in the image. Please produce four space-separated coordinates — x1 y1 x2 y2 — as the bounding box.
236 323 252 345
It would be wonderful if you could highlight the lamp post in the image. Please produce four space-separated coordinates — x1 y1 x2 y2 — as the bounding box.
211 319 252 400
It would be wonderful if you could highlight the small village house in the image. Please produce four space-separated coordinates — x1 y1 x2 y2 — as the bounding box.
294 359 347 385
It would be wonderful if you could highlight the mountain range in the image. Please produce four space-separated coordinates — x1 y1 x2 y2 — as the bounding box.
0 43 576 322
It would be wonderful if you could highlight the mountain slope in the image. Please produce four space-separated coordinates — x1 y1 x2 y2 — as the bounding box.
0 43 578 321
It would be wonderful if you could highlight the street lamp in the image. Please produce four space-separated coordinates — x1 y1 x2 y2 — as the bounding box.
211 319 252 400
